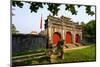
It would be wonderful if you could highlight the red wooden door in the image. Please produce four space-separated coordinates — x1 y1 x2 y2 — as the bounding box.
53 33 61 45
75 34 79 43
66 32 72 44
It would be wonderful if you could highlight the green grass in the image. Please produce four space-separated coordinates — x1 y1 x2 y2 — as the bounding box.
13 44 96 66
64 45 96 63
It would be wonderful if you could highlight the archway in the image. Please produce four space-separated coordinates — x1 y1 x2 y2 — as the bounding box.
52 32 61 46
66 32 72 44
75 34 80 43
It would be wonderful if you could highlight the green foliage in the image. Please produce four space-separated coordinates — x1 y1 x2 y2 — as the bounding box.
65 4 77 15
30 2 43 13
85 6 95 16
86 20 96 36
12 1 95 16
12 1 23 8
82 20 96 37
11 24 19 34
47 3 60 16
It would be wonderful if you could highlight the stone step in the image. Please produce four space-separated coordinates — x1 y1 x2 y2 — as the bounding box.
64 43 81 48
12 52 45 59
12 52 47 63
13 55 47 63
74 43 81 47
64 44 73 48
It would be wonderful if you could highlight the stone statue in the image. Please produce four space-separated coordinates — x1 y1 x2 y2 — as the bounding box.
56 39 64 60
47 39 64 63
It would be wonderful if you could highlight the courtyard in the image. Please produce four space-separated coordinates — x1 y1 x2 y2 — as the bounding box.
12 44 96 66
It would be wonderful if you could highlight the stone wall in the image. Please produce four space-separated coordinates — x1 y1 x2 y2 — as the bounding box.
12 34 47 53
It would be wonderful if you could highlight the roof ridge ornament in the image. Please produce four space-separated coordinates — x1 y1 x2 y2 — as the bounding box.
60 15 71 20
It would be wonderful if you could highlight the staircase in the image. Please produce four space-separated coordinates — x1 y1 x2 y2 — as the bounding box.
12 50 50 66
64 44 74 48
64 43 81 48
74 43 81 47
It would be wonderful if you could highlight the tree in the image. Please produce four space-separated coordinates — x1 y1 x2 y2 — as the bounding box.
12 1 95 16
11 24 19 34
81 20 96 43
85 20 96 36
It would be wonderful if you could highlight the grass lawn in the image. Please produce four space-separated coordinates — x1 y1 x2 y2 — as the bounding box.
13 44 96 66
63 45 96 63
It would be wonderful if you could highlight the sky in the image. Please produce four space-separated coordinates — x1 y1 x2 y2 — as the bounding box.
12 2 95 34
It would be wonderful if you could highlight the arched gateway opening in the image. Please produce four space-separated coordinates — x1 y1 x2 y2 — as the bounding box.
75 34 80 43
66 32 72 44
52 32 61 46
